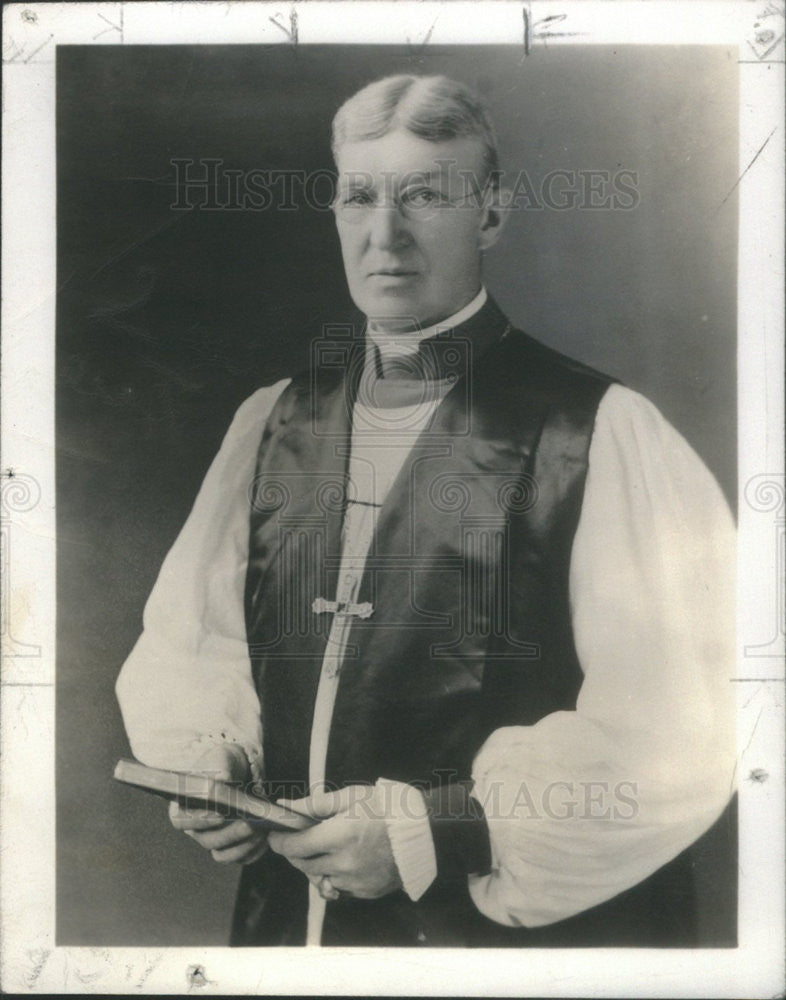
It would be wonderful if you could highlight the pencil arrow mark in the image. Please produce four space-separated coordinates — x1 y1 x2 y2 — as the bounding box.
269 9 298 44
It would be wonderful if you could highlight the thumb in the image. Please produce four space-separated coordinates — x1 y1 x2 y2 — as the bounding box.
192 744 249 784
278 785 367 820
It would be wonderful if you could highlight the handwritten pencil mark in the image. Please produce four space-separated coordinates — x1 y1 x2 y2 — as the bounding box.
93 11 123 40
3 39 25 62
521 6 531 58
746 2 785 60
742 706 764 757
269 9 298 45
23 32 53 63
25 949 51 989
406 16 438 61
521 9 588 58
719 127 777 207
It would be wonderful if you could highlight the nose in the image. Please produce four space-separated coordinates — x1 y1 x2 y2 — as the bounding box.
367 203 410 251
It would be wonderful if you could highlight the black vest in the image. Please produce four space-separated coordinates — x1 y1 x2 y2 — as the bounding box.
232 300 736 947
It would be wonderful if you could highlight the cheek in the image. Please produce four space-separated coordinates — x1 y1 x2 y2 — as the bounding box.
336 226 361 264
422 219 480 275
337 238 365 290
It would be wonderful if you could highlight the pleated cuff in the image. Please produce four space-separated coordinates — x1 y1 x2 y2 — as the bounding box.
376 778 438 902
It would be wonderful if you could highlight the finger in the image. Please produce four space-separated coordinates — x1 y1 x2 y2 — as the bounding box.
284 854 328 878
268 816 351 860
320 880 342 901
276 793 339 821
307 872 350 899
169 801 230 831
242 841 270 866
282 848 353 878
185 819 257 851
210 838 269 865
277 785 369 821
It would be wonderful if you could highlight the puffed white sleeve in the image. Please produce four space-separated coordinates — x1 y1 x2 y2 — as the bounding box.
468 383 737 927
115 379 290 781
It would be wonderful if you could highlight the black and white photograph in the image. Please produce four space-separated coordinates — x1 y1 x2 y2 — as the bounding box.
1 2 784 995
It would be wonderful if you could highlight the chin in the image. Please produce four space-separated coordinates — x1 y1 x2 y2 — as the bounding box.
361 295 425 325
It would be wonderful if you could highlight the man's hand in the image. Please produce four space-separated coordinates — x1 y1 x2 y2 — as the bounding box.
168 744 268 865
268 784 402 900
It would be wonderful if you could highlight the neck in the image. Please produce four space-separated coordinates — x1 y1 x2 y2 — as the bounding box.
367 287 487 348
357 291 510 404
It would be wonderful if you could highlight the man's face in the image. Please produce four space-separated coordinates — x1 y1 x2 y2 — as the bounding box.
333 130 503 332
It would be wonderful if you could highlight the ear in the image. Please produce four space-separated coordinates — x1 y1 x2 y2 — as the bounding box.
478 186 510 252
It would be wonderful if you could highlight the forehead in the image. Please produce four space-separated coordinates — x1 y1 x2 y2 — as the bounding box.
334 130 486 184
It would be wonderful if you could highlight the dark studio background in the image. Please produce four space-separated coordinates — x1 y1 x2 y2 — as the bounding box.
56 45 738 945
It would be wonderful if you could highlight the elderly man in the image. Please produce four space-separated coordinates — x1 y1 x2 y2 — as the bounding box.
116 74 736 948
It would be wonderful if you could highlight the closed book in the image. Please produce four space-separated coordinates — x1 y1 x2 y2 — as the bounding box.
113 758 315 831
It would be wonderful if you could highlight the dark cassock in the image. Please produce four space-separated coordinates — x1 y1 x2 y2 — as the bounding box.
117 290 737 948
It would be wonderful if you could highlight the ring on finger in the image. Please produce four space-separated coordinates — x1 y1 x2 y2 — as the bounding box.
318 875 342 901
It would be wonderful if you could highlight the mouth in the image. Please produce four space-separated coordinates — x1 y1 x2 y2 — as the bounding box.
367 269 419 278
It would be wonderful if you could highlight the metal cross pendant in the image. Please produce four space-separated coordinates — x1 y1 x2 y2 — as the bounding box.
312 597 374 619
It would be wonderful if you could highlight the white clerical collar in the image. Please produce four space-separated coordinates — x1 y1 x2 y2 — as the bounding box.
367 287 488 358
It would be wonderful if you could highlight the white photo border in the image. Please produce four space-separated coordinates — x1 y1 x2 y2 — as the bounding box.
1 1 783 995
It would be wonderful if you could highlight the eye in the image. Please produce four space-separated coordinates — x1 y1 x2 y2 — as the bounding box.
402 187 446 208
342 190 373 207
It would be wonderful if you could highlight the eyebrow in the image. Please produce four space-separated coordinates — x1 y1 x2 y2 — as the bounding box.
338 171 451 193
339 177 373 191
401 171 440 183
